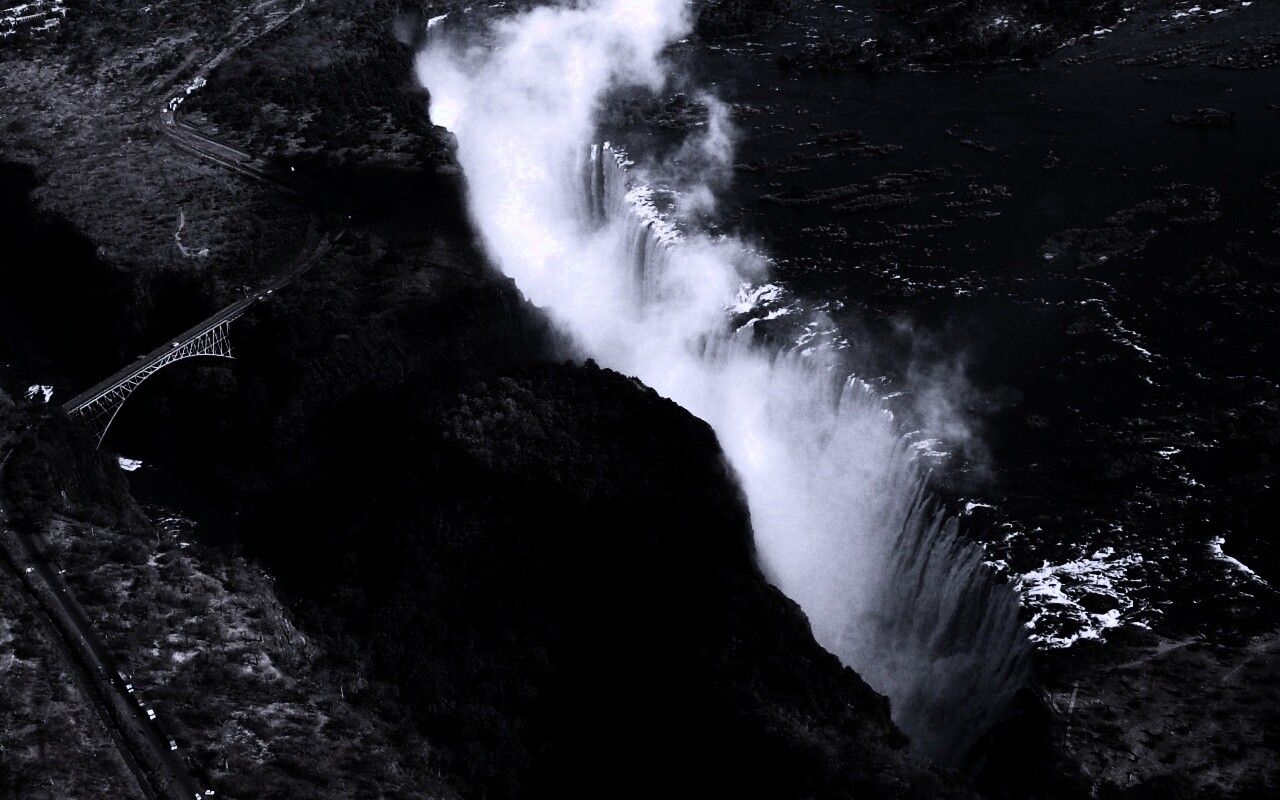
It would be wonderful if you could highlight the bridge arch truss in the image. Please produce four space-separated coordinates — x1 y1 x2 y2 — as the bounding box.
65 316 239 446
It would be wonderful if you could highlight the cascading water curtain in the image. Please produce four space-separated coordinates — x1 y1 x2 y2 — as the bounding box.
418 0 1031 766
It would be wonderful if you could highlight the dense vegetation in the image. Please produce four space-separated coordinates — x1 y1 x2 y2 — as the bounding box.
53 0 242 75
182 0 456 168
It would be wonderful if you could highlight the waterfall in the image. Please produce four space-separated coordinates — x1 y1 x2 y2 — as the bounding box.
417 0 1030 767
585 144 1032 763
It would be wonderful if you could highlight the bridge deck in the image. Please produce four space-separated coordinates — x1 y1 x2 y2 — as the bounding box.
62 298 252 413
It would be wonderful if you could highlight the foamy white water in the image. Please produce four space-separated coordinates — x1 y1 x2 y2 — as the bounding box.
417 0 1029 765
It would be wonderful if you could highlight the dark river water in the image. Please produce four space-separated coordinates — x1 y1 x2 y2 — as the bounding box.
651 4 1280 648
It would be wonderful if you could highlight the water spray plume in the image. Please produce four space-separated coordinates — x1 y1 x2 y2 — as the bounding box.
417 0 1030 766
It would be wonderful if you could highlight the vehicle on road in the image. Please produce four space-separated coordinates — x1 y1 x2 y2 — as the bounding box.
168 736 178 751
135 697 156 720
117 670 134 693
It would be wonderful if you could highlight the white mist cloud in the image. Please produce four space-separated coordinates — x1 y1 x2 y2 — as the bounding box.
890 316 993 478
642 92 737 220
905 355 991 476
417 0 1028 766
416 0 695 355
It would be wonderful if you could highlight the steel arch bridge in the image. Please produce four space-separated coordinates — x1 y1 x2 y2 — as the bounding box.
62 304 249 446
60 227 340 447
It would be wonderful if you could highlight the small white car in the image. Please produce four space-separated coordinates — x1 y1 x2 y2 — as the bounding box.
168 737 178 751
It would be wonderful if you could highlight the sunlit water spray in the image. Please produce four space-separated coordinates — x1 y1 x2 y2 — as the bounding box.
418 0 1030 766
